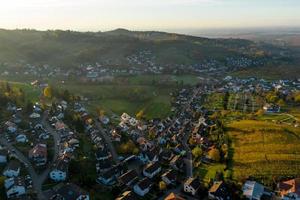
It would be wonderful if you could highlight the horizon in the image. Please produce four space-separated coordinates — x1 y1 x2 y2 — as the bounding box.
1 0 300 35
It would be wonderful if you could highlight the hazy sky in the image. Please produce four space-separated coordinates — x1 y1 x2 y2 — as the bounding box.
0 0 299 32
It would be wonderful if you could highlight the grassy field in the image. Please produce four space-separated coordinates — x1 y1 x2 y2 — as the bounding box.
227 120 300 185
0 80 40 102
1 74 200 119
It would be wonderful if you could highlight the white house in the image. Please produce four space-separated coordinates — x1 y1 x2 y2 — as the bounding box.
5 177 26 199
3 160 21 177
184 177 201 196
143 162 161 178
49 160 68 182
16 134 28 143
133 178 152 197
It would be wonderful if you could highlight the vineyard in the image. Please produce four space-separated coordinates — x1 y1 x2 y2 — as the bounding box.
204 92 265 113
227 120 300 185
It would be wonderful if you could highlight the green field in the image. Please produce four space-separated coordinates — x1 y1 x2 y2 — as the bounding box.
227 120 300 185
1 74 200 119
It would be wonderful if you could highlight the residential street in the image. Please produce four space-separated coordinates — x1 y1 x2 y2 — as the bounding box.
94 120 119 163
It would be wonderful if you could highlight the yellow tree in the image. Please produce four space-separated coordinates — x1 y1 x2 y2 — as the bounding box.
136 109 145 120
192 146 203 159
159 181 167 190
208 148 221 162
43 86 52 98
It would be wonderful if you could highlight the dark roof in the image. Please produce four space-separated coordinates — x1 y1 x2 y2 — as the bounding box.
95 148 110 159
118 170 138 185
137 178 152 190
5 160 21 171
209 181 229 198
0 149 7 155
185 178 201 190
162 170 177 182
144 162 161 174
51 183 89 200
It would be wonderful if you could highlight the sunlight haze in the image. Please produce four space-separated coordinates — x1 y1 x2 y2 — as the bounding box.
0 0 300 32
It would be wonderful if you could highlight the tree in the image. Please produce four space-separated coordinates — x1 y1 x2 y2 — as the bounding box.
295 93 300 103
277 99 286 107
208 148 221 162
159 181 167 190
43 86 52 98
192 146 203 159
136 109 145 120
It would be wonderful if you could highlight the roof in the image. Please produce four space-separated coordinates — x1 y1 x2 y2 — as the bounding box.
116 191 137 200
164 192 185 200
136 178 152 190
144 162 161 174
278 178 300 197
29 143 47 158
118 170 138 185
51 183 89 200
185 177 201 190
209 181 229 198
5 160 21 171
243 181 264 199
162 170 177 182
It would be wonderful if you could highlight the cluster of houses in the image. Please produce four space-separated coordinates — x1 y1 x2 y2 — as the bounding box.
0 151 33 199
48 101 80 182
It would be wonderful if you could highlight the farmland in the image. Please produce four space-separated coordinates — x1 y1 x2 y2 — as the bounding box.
227 120 300 185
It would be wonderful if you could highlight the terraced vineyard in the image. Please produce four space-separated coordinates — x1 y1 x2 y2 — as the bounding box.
227 120 300 185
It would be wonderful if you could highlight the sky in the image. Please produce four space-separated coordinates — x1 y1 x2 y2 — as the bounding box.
0 0 300 33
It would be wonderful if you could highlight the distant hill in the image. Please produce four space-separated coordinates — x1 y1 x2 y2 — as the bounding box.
0 28 288 69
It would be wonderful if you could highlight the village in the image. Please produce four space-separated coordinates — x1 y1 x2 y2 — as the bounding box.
0 74 299 200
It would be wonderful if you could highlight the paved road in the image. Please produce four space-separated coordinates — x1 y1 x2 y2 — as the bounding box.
94 121 119 163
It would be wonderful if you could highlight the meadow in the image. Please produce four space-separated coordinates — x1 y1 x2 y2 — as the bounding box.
1 74 200 119
227 120 300 185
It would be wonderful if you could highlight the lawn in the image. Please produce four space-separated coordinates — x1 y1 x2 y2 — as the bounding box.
52 80 174 119
227 120 300 185
195 163 226 184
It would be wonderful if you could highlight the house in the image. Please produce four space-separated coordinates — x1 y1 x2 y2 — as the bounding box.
3 160 21 177
278 178 300 199
170 155 184 171
143 162 161 178
29 144 47 166
133 177 152 197
164 192 186 200
49 159 68 182
96 159 113 173
208 181 230 200
139 147 160 163
161 170 177 185
29 112 41 119
97 165 123 185
243 181 273 200
49 183 90 200
184 177 201 196
4 177 26 199
0 149 8 163
118 169 139 187
116 190 137 200
95 148 111 161
16 134 28 143
263 104 281 113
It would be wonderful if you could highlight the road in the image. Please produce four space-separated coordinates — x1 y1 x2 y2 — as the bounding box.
94 121 119 163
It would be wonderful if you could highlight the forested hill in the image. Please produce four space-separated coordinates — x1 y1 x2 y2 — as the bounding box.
0 28 286 68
